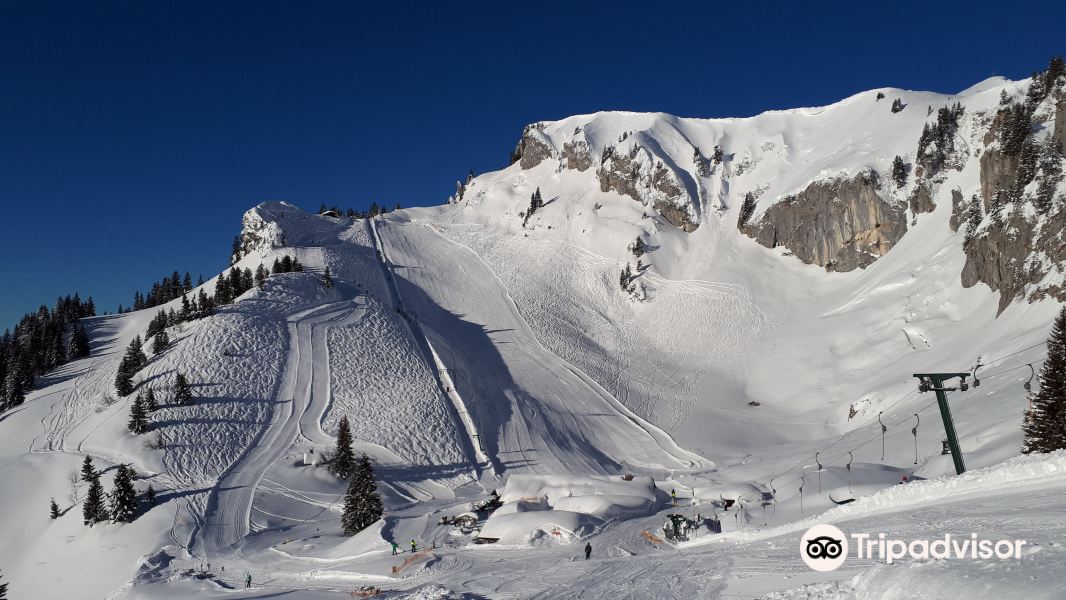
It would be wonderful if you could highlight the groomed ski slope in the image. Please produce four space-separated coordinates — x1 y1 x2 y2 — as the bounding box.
373 215 711 477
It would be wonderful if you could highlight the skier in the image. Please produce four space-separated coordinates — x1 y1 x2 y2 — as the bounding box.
391 541 399 555
411 539 417 553
584 542 592 560
671 489 677 507
245 574 252 588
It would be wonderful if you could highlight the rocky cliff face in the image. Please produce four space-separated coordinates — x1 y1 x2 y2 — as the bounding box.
510 123 554 170
510 124 700 232
596 144 699 232
740 171 907 272
233 202 289 263
962 69 1066 313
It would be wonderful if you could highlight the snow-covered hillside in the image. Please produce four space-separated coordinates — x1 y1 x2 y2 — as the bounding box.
1 63 1065 599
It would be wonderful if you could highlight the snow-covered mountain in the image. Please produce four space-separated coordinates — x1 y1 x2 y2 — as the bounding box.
1 61 1065 599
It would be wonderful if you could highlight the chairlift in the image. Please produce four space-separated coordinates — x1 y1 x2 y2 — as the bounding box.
972 358 982 388
768 478 777 514
815 452 823 493
1024 363 1035 392
798 472 806 513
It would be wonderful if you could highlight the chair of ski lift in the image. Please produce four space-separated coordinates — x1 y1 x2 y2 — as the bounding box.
911 413 920 465
845 451 853 493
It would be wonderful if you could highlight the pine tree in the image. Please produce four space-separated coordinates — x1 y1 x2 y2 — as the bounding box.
964 195 984 243
341 453 384 535
151 330 169 354
619 264 633 291
738 192 758 228
83 474 107 526
68 324 90 358
215 277 233 305
255 263 268 288
50 497 60 519
109 464 138 523
144 388 158 412
630 236 646 258
891 98 906 113
1023 306 1066 454
891 155 908 188
323 267 334 288
146 485 156 506
231 234 243 264
331 415 355 479
81 455 96 483
128 392 149 434
173 372 194 406
115 336 147 396
0 569 6 599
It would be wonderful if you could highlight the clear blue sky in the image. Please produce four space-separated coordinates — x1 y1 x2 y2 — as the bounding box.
1 0 1064 327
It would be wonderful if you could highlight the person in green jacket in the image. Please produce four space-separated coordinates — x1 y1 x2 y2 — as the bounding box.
391 541 399 555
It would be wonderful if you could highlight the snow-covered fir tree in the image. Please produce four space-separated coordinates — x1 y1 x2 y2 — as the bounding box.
341 453 383 535
114 336 147 396
80 455 96 483
331 415 355 479
738 192 757 227
50 497 60 519
629 236 646 258
144 388 158 412
1023 306 1066 454
82 473 107 526
128 392 149 434
67 324 90 359
891 155 907 187
173 372 194 406
151 330 169 354
619 264 634 291
109 464 138 523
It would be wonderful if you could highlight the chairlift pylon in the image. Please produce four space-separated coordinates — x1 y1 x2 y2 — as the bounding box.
815 452 823 493
878 411 888 460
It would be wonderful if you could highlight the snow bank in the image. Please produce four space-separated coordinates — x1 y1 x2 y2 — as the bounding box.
480 474 658 543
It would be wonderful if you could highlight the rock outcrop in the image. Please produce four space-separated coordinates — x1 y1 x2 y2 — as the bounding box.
510 123 553 170
597 144 699 232
740 171 907 272
961 209 1041 313
561 140 593 172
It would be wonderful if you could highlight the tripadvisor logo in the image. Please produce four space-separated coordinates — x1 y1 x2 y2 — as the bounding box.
800 524 1027 571
800 524 848 571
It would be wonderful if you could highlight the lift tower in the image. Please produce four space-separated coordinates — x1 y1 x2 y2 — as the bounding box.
913 373 970 475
